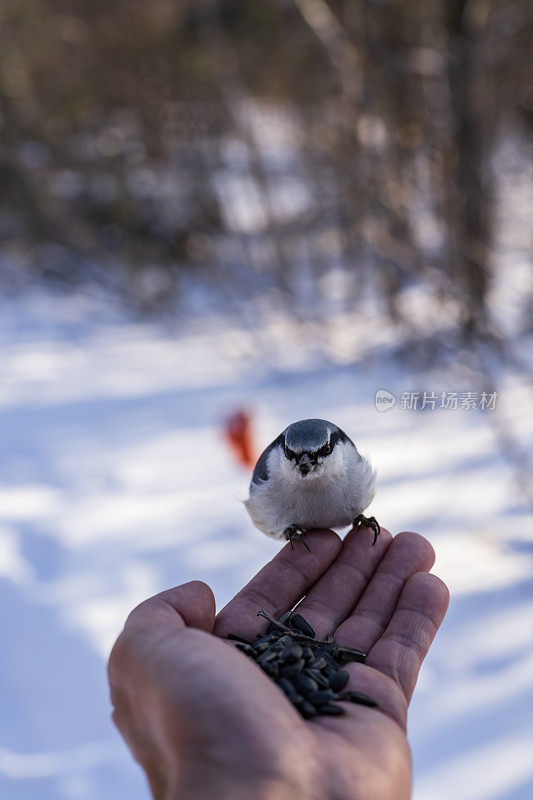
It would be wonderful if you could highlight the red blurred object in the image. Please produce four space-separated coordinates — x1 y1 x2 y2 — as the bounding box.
224 409 256 470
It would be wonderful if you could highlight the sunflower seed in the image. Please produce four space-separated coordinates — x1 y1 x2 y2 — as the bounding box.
229 610 377 720
234 642 256 656
328 670 350 692
293 673 319 695
227 633 252 644
276 635 294 650
286 644 304 663
320 703 345 716
258 651 277 664
254 640 272 654
278 678 302 703
280 658 305 677
298 700 317 718
290 614 316 638
318 650 340 670
339 690 378 708
332 645 366 664
307 689 337 705
307 668 330 688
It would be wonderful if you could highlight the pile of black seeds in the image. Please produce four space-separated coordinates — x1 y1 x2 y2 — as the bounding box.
229 609 378 718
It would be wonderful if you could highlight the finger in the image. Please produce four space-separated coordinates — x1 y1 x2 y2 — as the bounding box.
341 662 409 730
334 532 435 652
366 571 450 702
126 579 215 632
291 525 393 639
110 580 216 669
108 581 216 794
214 529 342 639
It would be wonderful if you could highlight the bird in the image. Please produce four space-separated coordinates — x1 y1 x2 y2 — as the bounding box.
245 418 379 551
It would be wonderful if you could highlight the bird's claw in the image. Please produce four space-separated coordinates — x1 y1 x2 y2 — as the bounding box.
284 525 310 552
353 514 381 545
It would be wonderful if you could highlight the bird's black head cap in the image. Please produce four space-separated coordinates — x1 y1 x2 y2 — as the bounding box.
282 418 349 458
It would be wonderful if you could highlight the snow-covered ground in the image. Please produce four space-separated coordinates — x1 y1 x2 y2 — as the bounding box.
0 286 532 800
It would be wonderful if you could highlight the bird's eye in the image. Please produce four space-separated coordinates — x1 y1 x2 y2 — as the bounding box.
284 445 295 460
322 443 332 456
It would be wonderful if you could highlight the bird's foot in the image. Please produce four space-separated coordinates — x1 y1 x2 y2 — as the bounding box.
353 514 381 545
284 525 310 552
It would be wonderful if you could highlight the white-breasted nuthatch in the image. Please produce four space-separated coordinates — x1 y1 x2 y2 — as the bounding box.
245 418 379 550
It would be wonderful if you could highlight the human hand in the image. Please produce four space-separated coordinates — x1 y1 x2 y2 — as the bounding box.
108 527 449 800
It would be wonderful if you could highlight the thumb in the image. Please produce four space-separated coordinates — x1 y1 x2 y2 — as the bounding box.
124 580 216 635
108 581 216 688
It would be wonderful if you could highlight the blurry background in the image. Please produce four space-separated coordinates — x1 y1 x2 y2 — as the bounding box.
0 1 532 798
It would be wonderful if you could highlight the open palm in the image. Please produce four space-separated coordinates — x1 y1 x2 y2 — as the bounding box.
109 527 449 800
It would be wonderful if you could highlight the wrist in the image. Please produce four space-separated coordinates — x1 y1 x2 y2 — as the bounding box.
168 768 304 800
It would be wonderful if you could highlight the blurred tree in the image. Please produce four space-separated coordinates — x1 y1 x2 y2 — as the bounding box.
0 0 531 335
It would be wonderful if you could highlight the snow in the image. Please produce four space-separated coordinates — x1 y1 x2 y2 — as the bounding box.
0 286 532 800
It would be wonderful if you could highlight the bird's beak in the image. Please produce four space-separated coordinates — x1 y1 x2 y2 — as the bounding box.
298 454 312 475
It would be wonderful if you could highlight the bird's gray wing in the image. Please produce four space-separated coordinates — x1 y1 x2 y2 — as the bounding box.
250 434 284 486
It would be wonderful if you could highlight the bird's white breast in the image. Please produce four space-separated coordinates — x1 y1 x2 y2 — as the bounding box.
245 440 375 539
